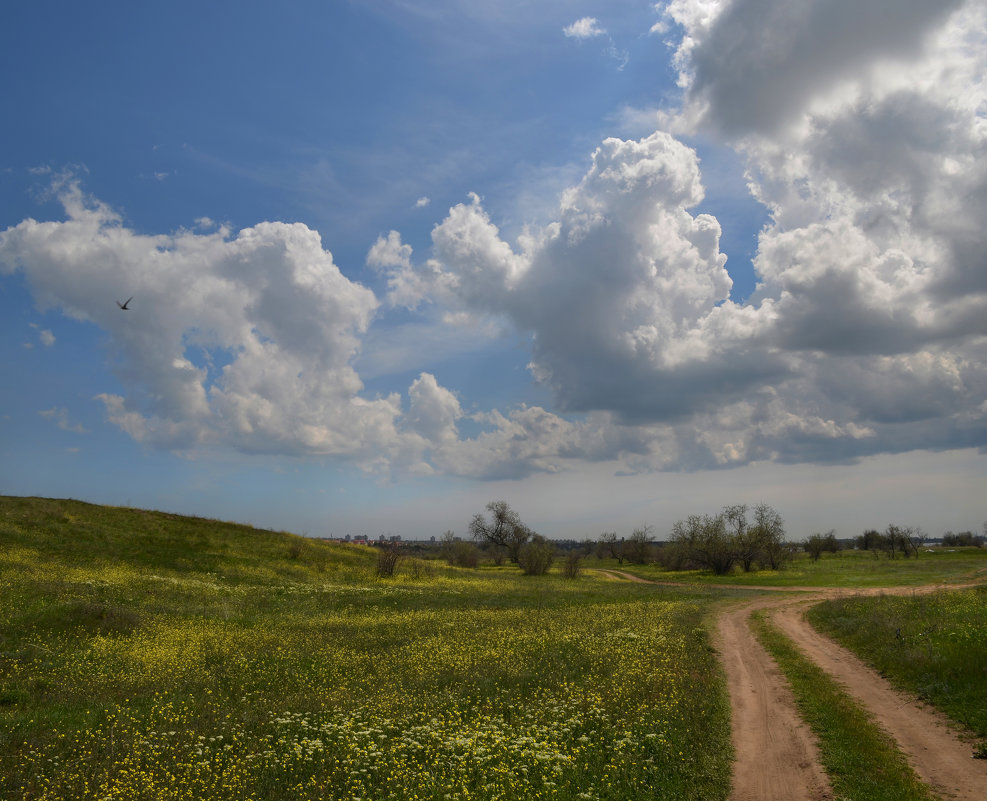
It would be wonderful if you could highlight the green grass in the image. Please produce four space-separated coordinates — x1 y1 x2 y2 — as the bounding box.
807 588 987 746
607 546 987 588
751 613 939 801
1 496 732 801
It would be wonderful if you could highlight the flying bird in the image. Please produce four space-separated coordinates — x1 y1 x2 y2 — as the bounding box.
116 296 133 310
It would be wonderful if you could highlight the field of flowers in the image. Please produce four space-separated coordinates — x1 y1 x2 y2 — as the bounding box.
1 497 732 800
808 586 987 744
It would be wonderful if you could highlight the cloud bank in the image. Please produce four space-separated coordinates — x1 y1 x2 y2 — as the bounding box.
3 1 986 479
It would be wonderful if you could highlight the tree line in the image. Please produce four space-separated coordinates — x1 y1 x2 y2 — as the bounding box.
456 500 798 576
374 499 984 578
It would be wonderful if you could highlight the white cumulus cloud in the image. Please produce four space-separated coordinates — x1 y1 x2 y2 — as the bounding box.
1 178 401 463
563 17 606 39
387 0 987 469
5 2 987 479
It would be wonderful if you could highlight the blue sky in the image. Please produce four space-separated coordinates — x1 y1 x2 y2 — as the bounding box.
2 1 985 540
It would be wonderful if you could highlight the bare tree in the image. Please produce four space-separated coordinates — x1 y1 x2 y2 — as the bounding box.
752 503 792 570
724 504 758 572
469 500 531 564
624 525 654 565
671 514 736 575
598 531 624 564
718 503 791 572
884 524 920 559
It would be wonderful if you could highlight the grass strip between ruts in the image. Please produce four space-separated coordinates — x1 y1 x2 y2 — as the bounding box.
750 611 939 801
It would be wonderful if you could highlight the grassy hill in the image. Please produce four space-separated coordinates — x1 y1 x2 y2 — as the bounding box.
1 495 371 583
0 496 732 801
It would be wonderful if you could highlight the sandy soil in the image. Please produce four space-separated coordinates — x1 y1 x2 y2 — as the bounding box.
717 596 833 801
592 570 987 800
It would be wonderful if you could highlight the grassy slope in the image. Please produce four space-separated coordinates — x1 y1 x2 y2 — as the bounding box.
0 496 731 801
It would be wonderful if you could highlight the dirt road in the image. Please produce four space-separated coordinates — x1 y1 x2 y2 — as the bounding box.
593 570 987 800
770 596 987 801
717 595 833 801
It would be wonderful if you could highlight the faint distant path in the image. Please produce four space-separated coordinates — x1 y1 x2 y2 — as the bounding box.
593 569 987 800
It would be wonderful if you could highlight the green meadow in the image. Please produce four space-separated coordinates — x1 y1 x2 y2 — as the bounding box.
611 545 987 588
3 496 985 800
1 497 731 801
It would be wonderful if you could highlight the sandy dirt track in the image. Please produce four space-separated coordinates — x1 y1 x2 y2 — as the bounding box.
593 570 987 800
717 596 833 801
770 595 987 801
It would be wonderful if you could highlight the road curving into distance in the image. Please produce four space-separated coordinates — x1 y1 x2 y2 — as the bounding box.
594 569 987 801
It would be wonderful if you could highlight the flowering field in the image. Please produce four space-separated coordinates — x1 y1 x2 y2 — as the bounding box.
0 497 731 800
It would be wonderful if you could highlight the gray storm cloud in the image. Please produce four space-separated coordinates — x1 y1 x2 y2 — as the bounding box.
676 0 965 137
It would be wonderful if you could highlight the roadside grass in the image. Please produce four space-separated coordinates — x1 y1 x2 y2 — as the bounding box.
605 546 987 588
1 496 732 801
751 613 938 801
807 587 987 751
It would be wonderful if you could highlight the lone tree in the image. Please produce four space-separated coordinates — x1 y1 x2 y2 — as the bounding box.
598 531 624 564
724 504 756 572
624 526 654 565
752 503 793 570
469 500 532 564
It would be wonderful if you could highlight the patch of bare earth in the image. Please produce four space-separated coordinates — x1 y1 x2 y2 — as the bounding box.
592 571 987 800
718 596 833 801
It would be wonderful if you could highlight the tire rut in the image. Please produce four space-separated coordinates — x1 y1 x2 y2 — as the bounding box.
769 596 987 801
592 570 987 800
718 596 833 801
